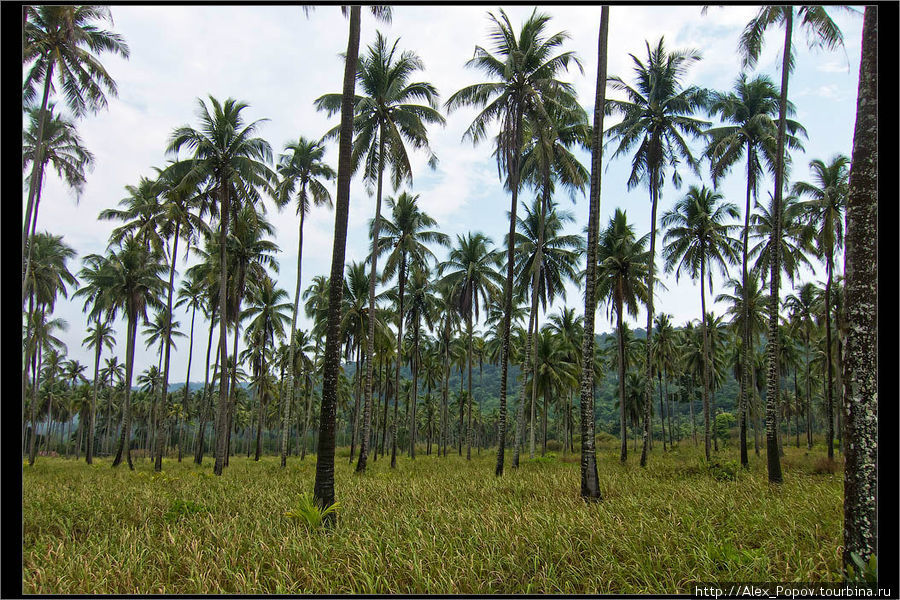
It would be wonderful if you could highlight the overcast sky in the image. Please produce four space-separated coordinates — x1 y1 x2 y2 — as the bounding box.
28 4 864 385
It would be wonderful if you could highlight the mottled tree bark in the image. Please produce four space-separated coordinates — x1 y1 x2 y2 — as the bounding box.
842 4 877 574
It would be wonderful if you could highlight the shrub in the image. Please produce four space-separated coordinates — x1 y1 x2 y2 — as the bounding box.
285 492 341 530
164 499 208 523
704 459 739 481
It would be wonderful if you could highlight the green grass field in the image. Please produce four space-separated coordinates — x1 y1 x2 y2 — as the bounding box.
23 442 843 594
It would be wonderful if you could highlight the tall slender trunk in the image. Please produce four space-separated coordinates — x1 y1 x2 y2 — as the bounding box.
23 293 36 455
842 4 877 571
578 7 608 500
283 202 306 467
765 7 792 484
224 298 242 468
617 293 626 462
22 64 55 305
112 314 138 470
391 253 407 469
805 331 812 449
411 318 421 459
86 317 106 464
195 308 218 465
466 313 473 460
350 343 362 462
441 341 450 458
665 372 673 446
155 224 181 471
824 252 835 459
513 287 537 468
700 252 712 461
358 127 386 472
658 373 667 451
27 308 43 464
640 170 659 468
739 140 754 468
314 4 361 516
213 182 232 476
180 300 197 461
494 96 523 477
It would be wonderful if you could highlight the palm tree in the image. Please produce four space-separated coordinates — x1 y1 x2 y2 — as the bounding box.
26 313 68 463
842 5 877 571
167 96 276 476
310 4 392 516
748 192 815 288
403 266 438 459
174 272 206 458
274 136 335 467
447 8 582 476
794 154 849 459
379 192 449 467
547 307 584 454
242 275 291 460
529 327 578 456
88 236 167 469
80 314 114 464
705 73 806 467
21 105 94 296
605 36 709 467
579 6 609 500
316 30 443 473
22 5 129 299
595 208 650 462
738 3 847 484
513 199 583 459
652 313 678 449
661 185 740 460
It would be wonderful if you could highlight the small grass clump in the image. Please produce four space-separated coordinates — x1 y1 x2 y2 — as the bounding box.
23 444 843 594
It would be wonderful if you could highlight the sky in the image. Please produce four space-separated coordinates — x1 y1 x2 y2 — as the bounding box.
26 4 864 385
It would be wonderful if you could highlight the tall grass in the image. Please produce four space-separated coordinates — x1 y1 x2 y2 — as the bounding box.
23 444 843 594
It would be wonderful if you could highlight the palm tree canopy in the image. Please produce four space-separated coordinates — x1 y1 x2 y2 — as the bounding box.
595 208 651 322
275 136 335 216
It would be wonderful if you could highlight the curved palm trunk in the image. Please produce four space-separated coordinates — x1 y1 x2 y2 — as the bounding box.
842 4 878 571
23 293 36 455
112 314 138 470
22 65 55 306
357 128 386 472
27 306 45 466
282 203 306 467
391 253 407 469
314 4 361 516
578 7 608 500
213 183 232 477
764 8 792 484
155 224 181 471
195 307 218 465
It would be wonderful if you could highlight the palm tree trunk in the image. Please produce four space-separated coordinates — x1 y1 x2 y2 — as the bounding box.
513 287 537 468
391 253 407 469
700 253 712 461
22 65 55 306
617 295 627 463
224 301 242 468
805 332 812 449
283 201 306 467
23 293 37 455
578 7 608 500
180 301 197 462
658 373 667 451
112 314 138 470
466 314 473 460
824 253 835 460
195 308 218 465
640 171 659 468
28 307 45 465
357 128 386 472
314 3 361 516
764 7 792 485
842 4 877 570
213 182 232 477
441 344 450 458
665 372 674 445
155 224 181 471
494 94 524 478
739 140 754 468
350 343 362 462
86 318 105 464
412 319 421 459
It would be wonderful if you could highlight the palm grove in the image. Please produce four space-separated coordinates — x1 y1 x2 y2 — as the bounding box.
22 5 878 575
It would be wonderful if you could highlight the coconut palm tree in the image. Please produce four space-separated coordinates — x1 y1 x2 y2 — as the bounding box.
87 236 167 469
579 6 609 500
547 307 584 453
842 5 877 571
167 95 277 476
274 135 335 467
748 192 815 288
595 208 650 462
784 282 819 450
403 266 438 458
661 185 740 460
447 8 582 476
738 3 847 484
605 36 709 467
22 5 129 299
309 4 392 515
174 272 205 454
26 313 68 463
22 104 94 297
378 192 449 467
513 198 583 459
705 72 806 466
794 154 849 459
